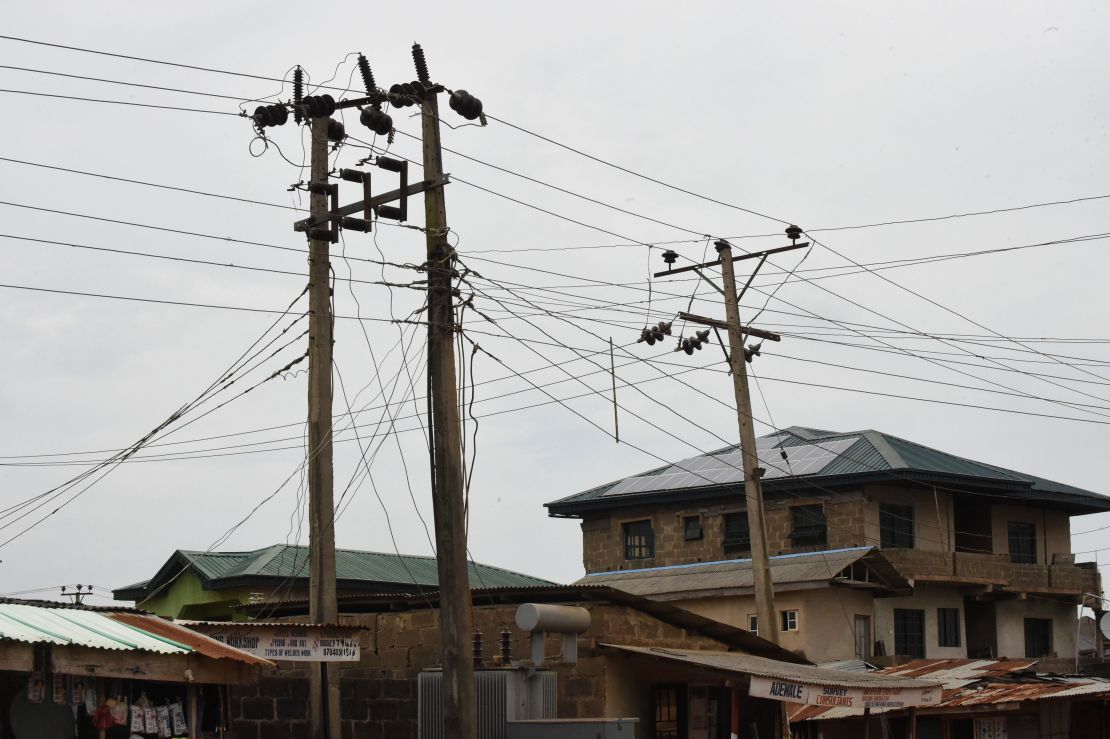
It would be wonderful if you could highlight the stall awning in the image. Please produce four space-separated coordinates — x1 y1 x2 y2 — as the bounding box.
602 645 944 710
0 599 271 683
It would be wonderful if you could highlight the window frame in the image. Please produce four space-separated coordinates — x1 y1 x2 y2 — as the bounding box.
723 511 751 555
622 519 655 560
1008 521 1037 565
683 515 704 541
937 607 961 648
879 503 915 549
790 504 828 549
780 609 799 632
747 614 759 637
893 608 926 659
1024 618 1053 658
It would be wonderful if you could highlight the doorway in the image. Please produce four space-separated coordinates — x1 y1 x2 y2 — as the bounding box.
964 598 998 658
954 498 993 554
854 615 871 660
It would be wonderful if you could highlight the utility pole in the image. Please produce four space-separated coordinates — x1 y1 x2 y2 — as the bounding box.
415 44 479 739
716 238 779 646
306 115 339 739
652 231 807 739
245 47 479 739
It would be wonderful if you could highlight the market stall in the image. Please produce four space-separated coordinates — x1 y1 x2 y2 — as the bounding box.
0 598 270 738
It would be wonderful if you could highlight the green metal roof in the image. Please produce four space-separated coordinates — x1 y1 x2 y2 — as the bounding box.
114 544 554 602
546 425 1110 516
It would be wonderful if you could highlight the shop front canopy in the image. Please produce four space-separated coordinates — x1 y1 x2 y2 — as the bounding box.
0 599 271 684
602 645 944 711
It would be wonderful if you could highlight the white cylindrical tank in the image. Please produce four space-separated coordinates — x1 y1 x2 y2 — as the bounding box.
515 604 591 634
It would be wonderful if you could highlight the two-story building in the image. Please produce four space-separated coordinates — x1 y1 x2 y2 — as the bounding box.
546 425 1110 665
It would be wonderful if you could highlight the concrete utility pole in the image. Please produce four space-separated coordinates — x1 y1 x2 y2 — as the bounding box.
306 116 340 739
715 238 780 647
416 48 478 739
653 233 808 739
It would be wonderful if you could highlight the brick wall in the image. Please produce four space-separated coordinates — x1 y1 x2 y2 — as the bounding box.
581 493 867 573
231 602 726 739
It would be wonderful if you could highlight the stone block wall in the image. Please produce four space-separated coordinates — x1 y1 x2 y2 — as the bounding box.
581 493 868 573
232 601 727 739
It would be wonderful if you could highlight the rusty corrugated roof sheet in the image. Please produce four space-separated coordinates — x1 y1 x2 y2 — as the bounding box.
789 658 1110 722
107 613 272 666
601 645 943 691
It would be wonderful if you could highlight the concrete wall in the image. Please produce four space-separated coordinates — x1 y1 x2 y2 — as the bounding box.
581 493 867 573
991 503 1072 564
230 602 730 739
873 585 969 660
581 486 1077 574
862 484 954 553
996 598 1077 659
673 588 876 663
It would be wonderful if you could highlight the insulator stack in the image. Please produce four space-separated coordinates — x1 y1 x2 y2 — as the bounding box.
412 44 431 84
327 120 346 142
360 107 393 136
448 89 483 120
357 54 377 96
785 224 803 242
638 321 672 346
661 249 679 268
299 94 336 119
252 103 288 128
679 330 711 355
499 628 512 664
293 66 304 124
388 81 427 108
473 631 483 667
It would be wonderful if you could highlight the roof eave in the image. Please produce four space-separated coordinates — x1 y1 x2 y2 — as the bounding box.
547 469 1110 517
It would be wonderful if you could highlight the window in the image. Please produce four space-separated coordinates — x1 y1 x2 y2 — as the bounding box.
683 515 703 541
747 614 759 637
938 608 961 648
790 505 827 548
894 608 925 658
1008 522 1037 564
781 610 799 632
723 512 751 554
880 503 915 549
623 520 654 560
1024 618 1053 658
654 685 680 739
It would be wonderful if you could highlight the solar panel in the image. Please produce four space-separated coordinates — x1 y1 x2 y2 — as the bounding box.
601 436 859 497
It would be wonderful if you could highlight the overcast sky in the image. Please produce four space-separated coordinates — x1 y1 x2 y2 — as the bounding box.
2 2 1110 604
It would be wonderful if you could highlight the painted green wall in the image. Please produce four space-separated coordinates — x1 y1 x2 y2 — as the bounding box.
137 571 254 619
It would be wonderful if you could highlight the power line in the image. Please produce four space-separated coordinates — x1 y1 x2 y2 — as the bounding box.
0 87 237 116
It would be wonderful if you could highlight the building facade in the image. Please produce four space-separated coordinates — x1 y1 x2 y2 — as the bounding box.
548 426 1109 664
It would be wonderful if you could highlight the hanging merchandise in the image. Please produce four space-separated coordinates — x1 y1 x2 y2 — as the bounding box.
52 673 66 704
92 704 114 731
109 695 129 726
143 702 158 734
26 672 45 703
130 704 144 733
170 701 187 735
156 704 171 738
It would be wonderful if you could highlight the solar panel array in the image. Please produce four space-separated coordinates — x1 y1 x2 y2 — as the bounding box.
602 437 859 497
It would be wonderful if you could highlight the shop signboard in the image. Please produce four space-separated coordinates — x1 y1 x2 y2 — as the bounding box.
197 625 360 662
748 676 941 710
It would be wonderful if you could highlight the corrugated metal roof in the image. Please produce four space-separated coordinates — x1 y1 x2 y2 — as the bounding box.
789 658 1110 722
109 614 272 666
577 547 893 598
0 603 189 653
602 645 943 690
233 584 809 665
547 426 1110 515
115 544 553 601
